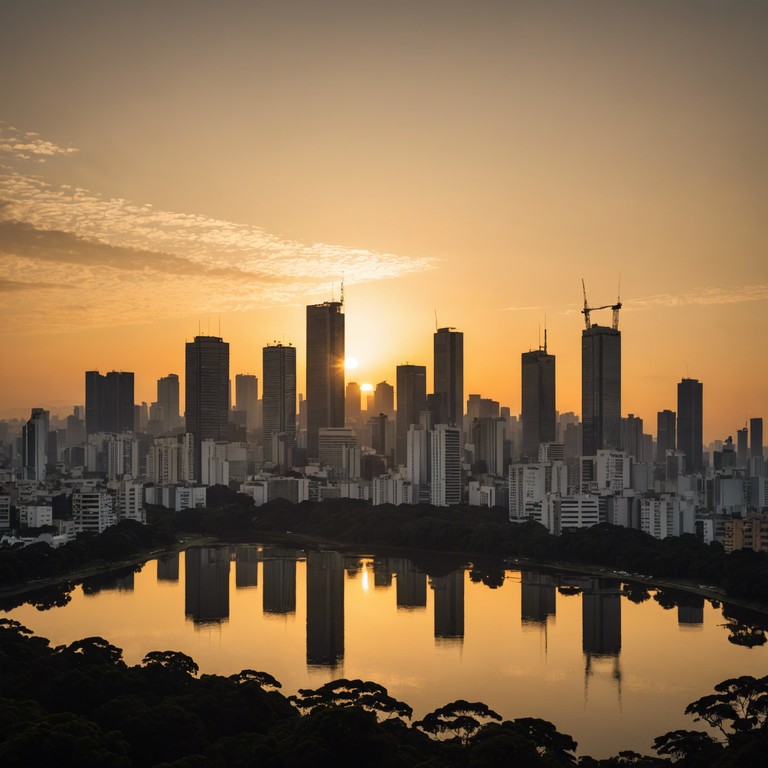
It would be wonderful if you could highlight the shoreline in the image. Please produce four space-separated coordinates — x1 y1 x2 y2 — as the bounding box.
3 530 767 619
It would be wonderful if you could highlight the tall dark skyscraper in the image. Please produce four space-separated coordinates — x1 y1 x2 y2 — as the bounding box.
345 382 361 425
677 378 703 474
751 417 764 461
306 302 345 459
234 374 259 431
521 338 556 459
433 326 463 429
582 326 621 457
396 364 427 466
656 409 676 464
85 370 134 435
185 335 229 478
157 373 180 430
263 343 297 466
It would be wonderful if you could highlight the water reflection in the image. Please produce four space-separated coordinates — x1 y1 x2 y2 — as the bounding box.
431 570 464 642
235 545 259 589
157 553 179 582
521 572 556 625
392 558 427 609
306 551 344 667
185 546 230 625
262 547 297 615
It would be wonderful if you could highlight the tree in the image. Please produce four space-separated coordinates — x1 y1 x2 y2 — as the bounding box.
289 679 412 721
414 700 502 745
684 675 768 736
652 729 723 765
142 650 199 676
228 669 282 689
56 636 125 667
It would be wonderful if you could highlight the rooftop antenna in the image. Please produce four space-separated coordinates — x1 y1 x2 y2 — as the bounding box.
331 282 335 302
544 317 548 354
435 309 439 331
538 323 541 350
340 272 345 306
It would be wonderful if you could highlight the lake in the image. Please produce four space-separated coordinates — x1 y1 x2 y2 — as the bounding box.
3 544 766 758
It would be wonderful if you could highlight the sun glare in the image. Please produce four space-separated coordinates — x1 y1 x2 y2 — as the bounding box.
360 383 374 392
345 356 359 370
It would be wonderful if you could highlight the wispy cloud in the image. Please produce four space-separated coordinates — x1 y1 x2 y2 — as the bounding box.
630 286 768 308
0 126 435 333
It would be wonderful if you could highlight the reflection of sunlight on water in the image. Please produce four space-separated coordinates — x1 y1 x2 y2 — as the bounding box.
362 566 370 592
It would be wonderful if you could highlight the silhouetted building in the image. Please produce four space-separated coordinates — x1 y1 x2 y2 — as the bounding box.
263 343 297 466
433 327 464 429
678 597 704 626
185 336 229 479
737 427 748 468
306 302 345 459
156 552 179 582
396 364 427 466
345 382 361 425
263 548 297 614
677 378 703 474
185 547 230 625
306 551 344 666
22 408 49 483
85 370 134 435
431 569 464 640
235 374 259 432
582 326 621 457
751 417 764 461
582 579 621 656
157 374 180 431
521 342 556 459
430 424 461 506
374 381 395 419
656 410 676 464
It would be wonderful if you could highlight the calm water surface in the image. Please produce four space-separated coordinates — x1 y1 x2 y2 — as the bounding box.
3 544 767 758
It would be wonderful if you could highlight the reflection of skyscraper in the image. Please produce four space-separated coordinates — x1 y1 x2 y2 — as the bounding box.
433 327 464 429
185 547 230 625
678 599 704 626
431 570 464 640
396 364 427 466
393 558 427 608
263 343 297 465
373 557 393 588
306 302 345 459
306 551 344 666
582 579 622 656
235 545 259 588
677 378 703 474
185 336 229 478
582 325 621 457
157 552 179 582
521 342 556 459
521 571 556 624
263 548 297 614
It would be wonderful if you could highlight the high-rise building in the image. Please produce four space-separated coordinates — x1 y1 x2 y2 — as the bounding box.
235 374 259 432
430 424 461 506
582 326 621 457
263 343 297 466
85 371 134 435
157 374 180 431
751 417 764 461
306 302 345 459
396 364 427 466
656 410 676 464
737 427 749 468
677 378 703 474
22 408 49 482
345 382 361 425
185 335 229 479
433 327 464 429
521 339 556 459
373 381 395 419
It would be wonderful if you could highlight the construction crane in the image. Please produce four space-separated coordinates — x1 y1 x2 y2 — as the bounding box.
581 279 622 331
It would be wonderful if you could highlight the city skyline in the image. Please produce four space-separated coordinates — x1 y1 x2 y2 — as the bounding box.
1 1 766 442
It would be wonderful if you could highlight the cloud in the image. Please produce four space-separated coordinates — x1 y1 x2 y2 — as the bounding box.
0 126 435 334
0 276 58 292
630 286 768 308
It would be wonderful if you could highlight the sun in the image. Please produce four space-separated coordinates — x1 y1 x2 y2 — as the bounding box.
345 356 359 370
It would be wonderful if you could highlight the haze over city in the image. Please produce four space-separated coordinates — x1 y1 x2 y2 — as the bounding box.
2 0 767 440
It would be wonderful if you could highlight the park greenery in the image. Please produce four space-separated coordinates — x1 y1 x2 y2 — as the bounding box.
0 618 766 767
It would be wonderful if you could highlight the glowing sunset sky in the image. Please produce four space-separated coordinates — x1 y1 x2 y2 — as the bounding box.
1 1 766 441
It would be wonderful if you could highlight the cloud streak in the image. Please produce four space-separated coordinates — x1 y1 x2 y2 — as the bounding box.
0 126 435 334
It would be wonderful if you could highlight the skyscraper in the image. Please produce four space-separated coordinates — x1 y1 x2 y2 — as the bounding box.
396 364 427 466
85 371 134 435
521 339 556 459
751 417 764 461
345 382 361 425
373 381 395 419
306 302 345 458
235 374 259 432
582 326 621 457
157 373 180 431
656 410 676 464
22 408 49 482
430 423 462 506
185 335 229 479
677 378 703 474
262 343 296 466
433 326 463 429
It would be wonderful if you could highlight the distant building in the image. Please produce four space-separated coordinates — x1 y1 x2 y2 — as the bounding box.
85 371 134 435
157 374 180 431
751 417 764 462
433 327 464 429
430 424 461 507
677 378 703 474
185 335 229 479
73 489 117 534
656 410 676 464
235 374 259 432
262 343 297 466
582 325 621 457
306 302 345 459
396 365 427 466
521 340 556 459
22 408 49 483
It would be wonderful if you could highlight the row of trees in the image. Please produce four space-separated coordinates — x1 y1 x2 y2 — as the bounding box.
0 619 766 767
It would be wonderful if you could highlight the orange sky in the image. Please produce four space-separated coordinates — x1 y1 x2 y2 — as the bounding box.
1 1 766 441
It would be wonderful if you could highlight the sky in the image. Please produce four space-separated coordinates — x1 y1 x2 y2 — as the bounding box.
1 0 766 442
